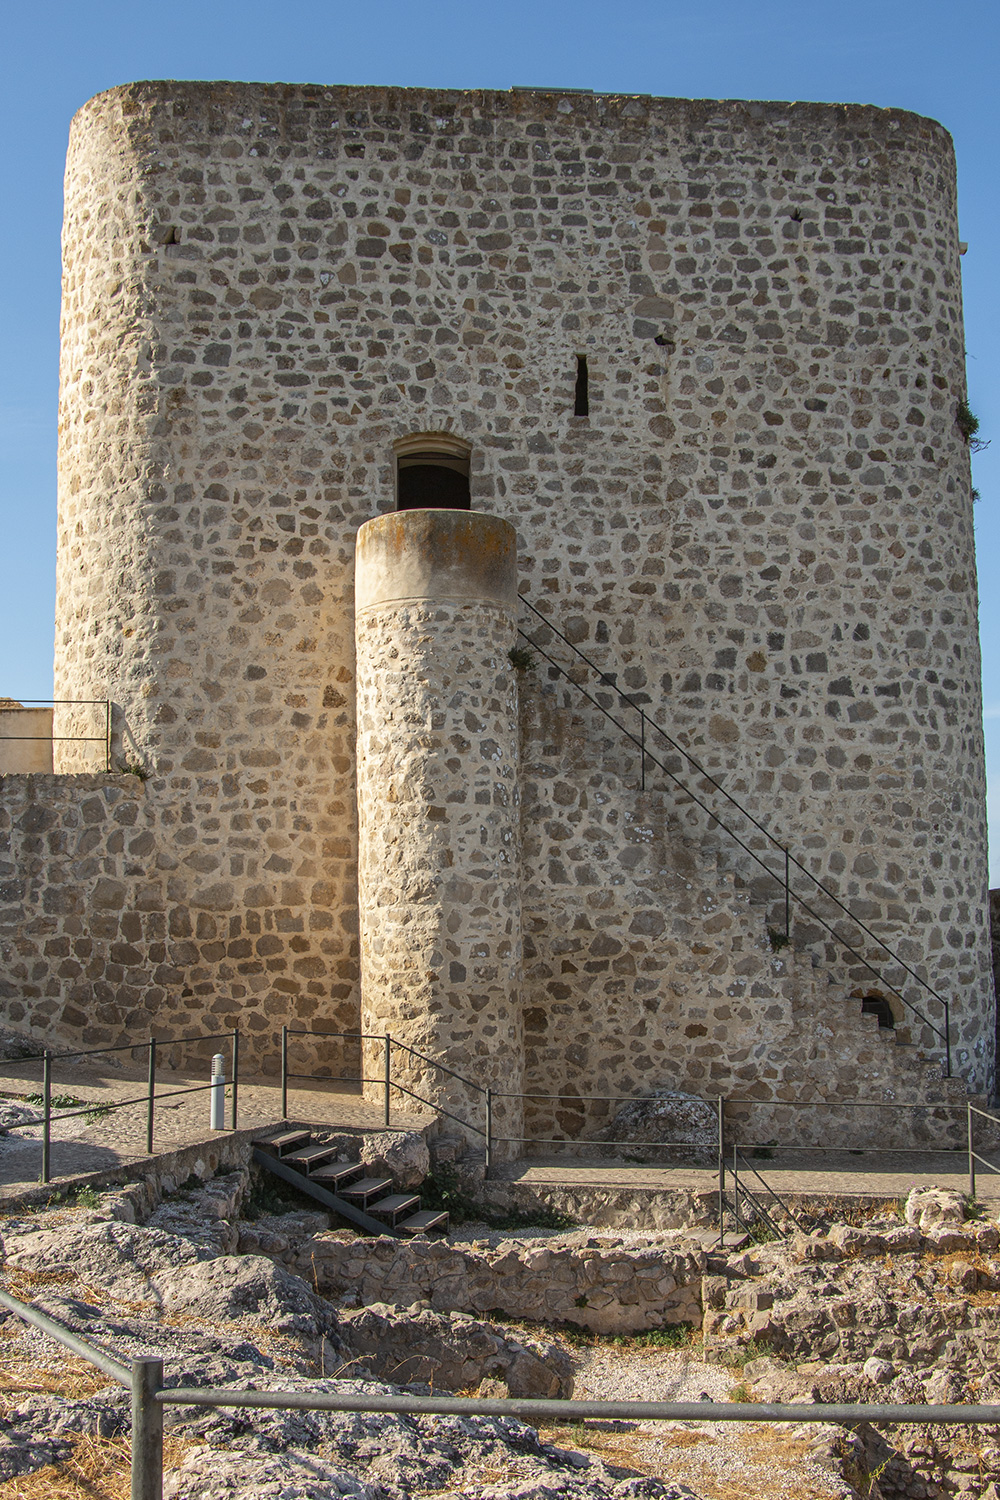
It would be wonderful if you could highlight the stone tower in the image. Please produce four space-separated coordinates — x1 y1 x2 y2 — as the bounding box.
0 81 989 1145
354 510 523 1151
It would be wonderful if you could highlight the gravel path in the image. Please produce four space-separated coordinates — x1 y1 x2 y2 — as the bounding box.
537 1343 858 1500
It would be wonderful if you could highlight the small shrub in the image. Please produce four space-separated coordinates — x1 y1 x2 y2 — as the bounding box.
610 1324 693 1351
84 1103 113 1125
74 1186 100 1210
243 1168 313 1221
746 1220 780 1246
508 645 536 673
25 1092 84 1111
957 399 990 452
767 927 790 952
730 1383 753 1402
419 1166 577 1231
719 1336 783 1370
117 759 151 781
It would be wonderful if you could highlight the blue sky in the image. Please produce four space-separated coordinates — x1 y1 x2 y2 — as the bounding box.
2 0 998 868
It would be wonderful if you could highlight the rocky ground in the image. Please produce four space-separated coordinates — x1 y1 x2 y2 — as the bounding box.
0 1155 997 1498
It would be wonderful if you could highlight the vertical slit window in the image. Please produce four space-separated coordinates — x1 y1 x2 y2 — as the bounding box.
574 355 589 417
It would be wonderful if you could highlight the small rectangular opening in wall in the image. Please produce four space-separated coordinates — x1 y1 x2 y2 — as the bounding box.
574 355 589 417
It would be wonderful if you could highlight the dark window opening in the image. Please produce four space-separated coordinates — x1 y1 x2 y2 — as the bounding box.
574 355 589 417
860 994 895 1029
397 450 471 511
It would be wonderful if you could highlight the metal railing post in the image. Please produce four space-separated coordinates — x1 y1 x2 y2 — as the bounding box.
717 1096 725 1244
230 1029 239 1130
281 1025 288 1120
640 711 646 792
486 1088 493 1176
732 1141 741 1231
945 1001 952 1078
969 1102 976 1201
41 1051 51 1185
383 1034 391 1128
130 1356 163 1500
146 1038 156 1156
105 700 113 774
783 847 790 941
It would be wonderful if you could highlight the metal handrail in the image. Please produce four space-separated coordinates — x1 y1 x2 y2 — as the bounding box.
967 1102 1000 1198
279 1026 491 1154
519 597 953 1072
3 1285 1000 1500
389 1038 490 1095
1 1027 239 1067
0 698 113 772
732 1143 805 1238
1 1028 240 1182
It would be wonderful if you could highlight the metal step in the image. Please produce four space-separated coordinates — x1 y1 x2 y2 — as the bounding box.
399 1209 450 1236
368 1192 420 1226
258 1129 312 1157
284 1142 340 1172
308 1160 366 1189
339 1175 393 1207
253 1147 394 1238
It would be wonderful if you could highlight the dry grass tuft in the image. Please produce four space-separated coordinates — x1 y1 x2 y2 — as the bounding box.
0 1354 112 1407
0 1433 191 1500
659 1430 715 1449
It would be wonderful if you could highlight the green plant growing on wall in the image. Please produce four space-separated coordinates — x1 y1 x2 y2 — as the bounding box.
957 399 989 452
767 927 790 952
117 759 151 781
508 645 535 673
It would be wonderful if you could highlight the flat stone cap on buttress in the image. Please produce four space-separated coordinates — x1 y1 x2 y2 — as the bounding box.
355 510 518 611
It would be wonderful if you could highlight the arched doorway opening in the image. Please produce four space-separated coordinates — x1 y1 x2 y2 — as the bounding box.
859 992 896 1029
394 432 472 511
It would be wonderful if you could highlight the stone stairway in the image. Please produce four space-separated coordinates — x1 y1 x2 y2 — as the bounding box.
648 779 975 1113
256 1129 449 1237
519 744 975 1147
519 637 965 1099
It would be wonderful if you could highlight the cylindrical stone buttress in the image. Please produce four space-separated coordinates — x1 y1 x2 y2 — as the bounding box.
354 510 524 1156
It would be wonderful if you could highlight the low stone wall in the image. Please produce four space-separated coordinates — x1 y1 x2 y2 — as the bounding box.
476 1176 719 1232
0 1124 271 1212
288 1230 705 1334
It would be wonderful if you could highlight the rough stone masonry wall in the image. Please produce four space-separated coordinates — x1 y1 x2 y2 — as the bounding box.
3 81 984 1092
355 594 523 1147
286 1229 705 1335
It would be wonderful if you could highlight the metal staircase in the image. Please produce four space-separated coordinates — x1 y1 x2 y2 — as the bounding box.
255 1129 449 1238
517 596 956 1077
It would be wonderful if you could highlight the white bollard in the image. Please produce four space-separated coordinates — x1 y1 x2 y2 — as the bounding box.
210 1053 225 1130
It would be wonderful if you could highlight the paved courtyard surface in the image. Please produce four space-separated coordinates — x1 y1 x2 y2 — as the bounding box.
0 1055 428 1195
1 1054 998 1208
496 1151 1000 1207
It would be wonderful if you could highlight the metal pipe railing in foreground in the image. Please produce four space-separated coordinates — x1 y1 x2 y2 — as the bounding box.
6 1283 1000 1500
155 1385 1000 1426
0 1287 130 1385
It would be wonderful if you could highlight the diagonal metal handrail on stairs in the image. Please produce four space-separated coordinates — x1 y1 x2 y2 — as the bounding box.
517 596 953 1075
